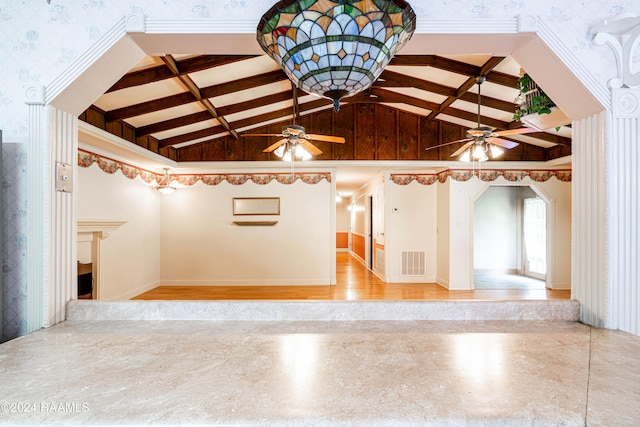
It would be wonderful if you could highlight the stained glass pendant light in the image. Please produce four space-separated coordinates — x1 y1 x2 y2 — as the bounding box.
257 0 416 111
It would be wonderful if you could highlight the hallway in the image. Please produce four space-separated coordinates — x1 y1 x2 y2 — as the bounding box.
133 253 569 301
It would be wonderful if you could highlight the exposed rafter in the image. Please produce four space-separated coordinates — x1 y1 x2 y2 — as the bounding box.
81 53 571 162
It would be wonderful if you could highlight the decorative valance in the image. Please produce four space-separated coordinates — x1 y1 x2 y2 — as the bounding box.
391 169 571 186
78 149 331 186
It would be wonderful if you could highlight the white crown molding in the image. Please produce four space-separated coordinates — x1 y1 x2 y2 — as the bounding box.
125 13 145 33
46 17 127 105
25 85 46 105
613 88 640 118
78 220 127 239
532 16 610 110
144 18 257 34
416 18 518 34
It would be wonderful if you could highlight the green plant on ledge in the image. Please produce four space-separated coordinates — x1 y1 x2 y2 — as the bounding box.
513 73 556 122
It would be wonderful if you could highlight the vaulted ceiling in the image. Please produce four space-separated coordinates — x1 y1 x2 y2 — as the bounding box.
80 53 572 166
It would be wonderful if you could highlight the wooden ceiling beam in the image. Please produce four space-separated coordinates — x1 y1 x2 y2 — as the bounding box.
389 55 518 88
136 110 213 137
200 69 288 99
425 56 505 124
177 55 259 74
105 69 288 122
378 71 517 115
105 92 196 121
215 90 295 117
390 55 483 77
513 131 572 146
377 70 458 97
106 55 259 93
458 91 517 112
161 54 239 139
485 70 519 88
159 99 332 148
232 98 333 131
158 125 228 148
368 88 509 129
367 88 440 111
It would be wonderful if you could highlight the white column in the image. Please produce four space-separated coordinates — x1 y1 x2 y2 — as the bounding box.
46 106 77 326
590 15 640 334
607 89 640 334
572 113 607 328
25 86 47 333
26 88 78 330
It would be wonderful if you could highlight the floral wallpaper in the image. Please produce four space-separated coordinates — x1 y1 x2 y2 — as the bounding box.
2 143 28 342
390 169 571 186
0 0 632 143
78 149 332 186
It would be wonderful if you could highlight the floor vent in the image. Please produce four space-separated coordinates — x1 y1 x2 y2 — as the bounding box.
401 251 426 276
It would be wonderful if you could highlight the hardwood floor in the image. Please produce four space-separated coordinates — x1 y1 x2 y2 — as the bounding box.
133 253 570 301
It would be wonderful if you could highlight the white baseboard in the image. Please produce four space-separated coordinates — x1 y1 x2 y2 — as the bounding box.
474 268 518 275
106 281 159 301
159 279 332 286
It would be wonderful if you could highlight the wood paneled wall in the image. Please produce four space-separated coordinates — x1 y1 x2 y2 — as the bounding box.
79 103 569 162
79 106 178 161
177 104 555 162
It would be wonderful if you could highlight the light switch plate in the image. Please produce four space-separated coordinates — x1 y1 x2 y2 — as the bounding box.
56 162 72 193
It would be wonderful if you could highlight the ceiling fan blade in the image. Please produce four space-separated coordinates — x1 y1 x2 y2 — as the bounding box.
305 133 345 143
493 127 537 136
243 133 283 137
424 138 473 152
263 138 288 153
487 137 519 150
300 140 323 156
450 140 475 158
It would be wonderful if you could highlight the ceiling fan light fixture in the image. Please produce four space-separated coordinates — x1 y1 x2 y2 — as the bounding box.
156 168 176 196
295 143 312 160
490 144 504 159
273 144 286 158
472 144 487 161
282 148 293 162
257 0 416 111
459 149 471 162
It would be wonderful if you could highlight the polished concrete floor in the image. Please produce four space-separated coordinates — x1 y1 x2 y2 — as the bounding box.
1 318 639 426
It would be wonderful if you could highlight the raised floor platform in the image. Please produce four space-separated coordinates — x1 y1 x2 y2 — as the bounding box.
66 299 580 322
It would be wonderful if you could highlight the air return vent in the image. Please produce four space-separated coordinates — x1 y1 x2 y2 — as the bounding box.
401 251 426 276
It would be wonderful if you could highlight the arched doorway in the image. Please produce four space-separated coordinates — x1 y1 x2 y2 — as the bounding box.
473 185 549 290
30 14 602 328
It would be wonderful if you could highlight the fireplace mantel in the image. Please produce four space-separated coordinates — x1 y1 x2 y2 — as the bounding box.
78 220 127 239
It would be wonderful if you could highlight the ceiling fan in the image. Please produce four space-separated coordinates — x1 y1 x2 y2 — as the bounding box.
425 76 537 161
241 87 345 161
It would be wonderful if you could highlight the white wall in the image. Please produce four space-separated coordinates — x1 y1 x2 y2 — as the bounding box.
446 177 571 290
77 163 161 300
160 179 332 285
385 180 437 282
350 174 385 272
474 186 519 271
436 179 451 287
336 198 350 233
541 179 571 290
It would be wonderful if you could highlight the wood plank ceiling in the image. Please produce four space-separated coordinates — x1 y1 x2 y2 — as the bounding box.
80 53 572 163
